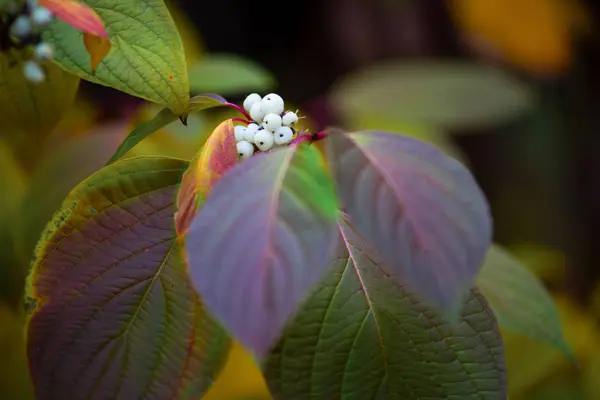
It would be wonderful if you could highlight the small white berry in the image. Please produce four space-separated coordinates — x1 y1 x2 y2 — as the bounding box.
254 130 274 151
274 126 294 145
234 125 247 142
243 123 259 142
34 42 53 61
243 93 262 113
31 6 53 28
10 16 32 39
282 111 298 126
23 60 44 83
262 113 282 132
250 102 265 123
260 93 284 115
236 140 254 160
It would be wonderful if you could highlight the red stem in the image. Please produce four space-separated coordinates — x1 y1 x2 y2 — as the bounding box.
224 102 251 120
232 117 252 125
291 130 328 146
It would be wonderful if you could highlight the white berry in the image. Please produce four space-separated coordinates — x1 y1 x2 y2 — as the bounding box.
33 42 53 61
282 111 298 126
10 16 32 39
31 6 53 27
23 60 44 83
260 93 284 115
234 125 247 142
243 123 259 142
262 113 282 132
250 102 265 123
254 130 274 151
274 126 294 145
243 93 262 113
237 140 254 160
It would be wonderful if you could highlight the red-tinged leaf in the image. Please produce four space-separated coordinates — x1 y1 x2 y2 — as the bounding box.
83 32 111 73
39 0 108 37
175 119 237 236
25 157 230 400
264 219 507 399
325 129 492 313
185 144 340 356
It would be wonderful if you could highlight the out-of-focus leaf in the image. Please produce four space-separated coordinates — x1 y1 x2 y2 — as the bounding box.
44 0 190 115
18 122 125 261
175 119 237 235
0 304 34 400
449 0 589 76
39 0 108 37
0 49 79 143
477 244 572 359
186 145 340 356
189 54 275 95
325 129 492 313
264 219 507 399
331 61 532 130
165 0 205 66
107 94 227 165
26 156 230 399
83 33 111 73
0 141 25 227
204 342 271 400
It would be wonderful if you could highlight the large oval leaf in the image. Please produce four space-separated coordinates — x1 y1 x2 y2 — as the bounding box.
44 0 190 115
185 145 340 356
25 156 230 400
0 49 79 145
331 61 532 130
175 118 237 235
477 244 572 359
264 220 507 399
326 129 492 312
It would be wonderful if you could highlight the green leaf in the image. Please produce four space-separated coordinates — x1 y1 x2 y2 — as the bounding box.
107 93 227 165
44 0 190 115
25 156 230 400
0 49 79 147
477 244 573 360
189 53 275 95
264 219 507 399
331 61 533 130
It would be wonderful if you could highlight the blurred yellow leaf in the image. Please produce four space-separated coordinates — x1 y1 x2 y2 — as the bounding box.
0 304 34 399
83 33 111 73
165 0 205 66
507 243 566 284
204 342 272 399
450 0 589 75
0 141 26 227
0 49 80 152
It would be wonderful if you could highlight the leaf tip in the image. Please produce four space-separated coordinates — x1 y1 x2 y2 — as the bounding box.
180 114 189 126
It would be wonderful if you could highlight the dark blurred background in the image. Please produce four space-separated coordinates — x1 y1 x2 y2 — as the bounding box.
3 0 600 398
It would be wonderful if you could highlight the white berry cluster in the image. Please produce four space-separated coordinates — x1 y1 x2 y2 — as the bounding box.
235 93 300 160
1 0 54 83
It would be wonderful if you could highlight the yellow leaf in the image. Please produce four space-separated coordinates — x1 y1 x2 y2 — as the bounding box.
450 0 589 75
83 33 111 73
0 304 34 399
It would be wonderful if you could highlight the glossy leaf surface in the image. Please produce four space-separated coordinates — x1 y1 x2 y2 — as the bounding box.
106 94 226 165
264 220 507 399
186 145 340 356
326 129 492 311
44 0 190 115
26 157 230 400
0 49 79 142
175 119 237 235
477 244 572 359
39 0 108 37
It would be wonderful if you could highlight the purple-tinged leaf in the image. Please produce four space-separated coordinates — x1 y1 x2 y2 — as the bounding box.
264 219 507 399
25 156 230 400
185 144 340 356
325 129 492 312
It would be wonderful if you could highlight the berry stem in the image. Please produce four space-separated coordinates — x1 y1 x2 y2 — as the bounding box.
232 117 252 125
291 130 328 146
224 102 251 120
